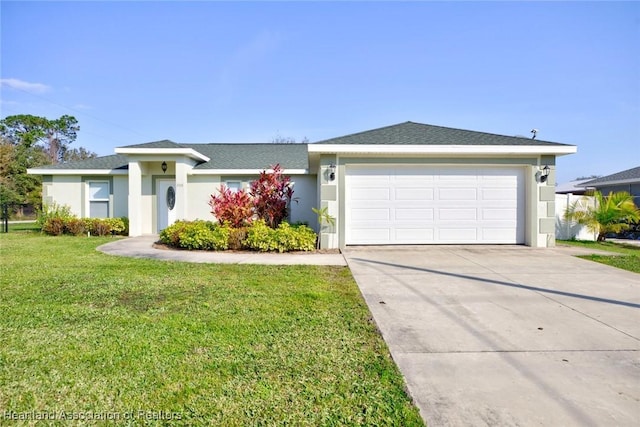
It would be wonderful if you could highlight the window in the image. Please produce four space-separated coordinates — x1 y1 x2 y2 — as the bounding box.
88 181 109 218
226 181 242 193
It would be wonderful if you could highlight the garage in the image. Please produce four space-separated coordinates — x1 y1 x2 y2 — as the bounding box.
345 165 525 245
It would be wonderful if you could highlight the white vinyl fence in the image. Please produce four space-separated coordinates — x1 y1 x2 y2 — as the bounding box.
555 194 596 241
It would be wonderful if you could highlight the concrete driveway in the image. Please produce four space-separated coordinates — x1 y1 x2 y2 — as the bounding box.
343 245 640 426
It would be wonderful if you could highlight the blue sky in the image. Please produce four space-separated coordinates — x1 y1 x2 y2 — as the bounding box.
1 1 638 183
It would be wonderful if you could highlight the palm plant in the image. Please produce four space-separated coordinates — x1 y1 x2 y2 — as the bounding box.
564 191 640 241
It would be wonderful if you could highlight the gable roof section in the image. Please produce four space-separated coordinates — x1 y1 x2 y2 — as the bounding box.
582 166 640 186
29 143 309 175
187 143 309 171
309 121 576 156
115 139 210 162
315 121 572 146
120 139 183 149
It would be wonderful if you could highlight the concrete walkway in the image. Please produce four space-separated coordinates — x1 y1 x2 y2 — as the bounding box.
97 235 347 266
343 245 640 427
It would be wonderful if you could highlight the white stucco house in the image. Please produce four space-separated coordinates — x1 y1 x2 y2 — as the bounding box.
28 121 577 248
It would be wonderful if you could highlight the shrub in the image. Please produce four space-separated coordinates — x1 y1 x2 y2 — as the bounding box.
178 221 229 251
42 217 66 236
41 216 129 237
227 226 248 250
159 220 191 246
104 217 127 235
65 218 87 236
37 202 74 230
160 220 229 251
244 220 316 253
274 222 316 252
250 164 294 228
243 219 276 252
208 185 254 228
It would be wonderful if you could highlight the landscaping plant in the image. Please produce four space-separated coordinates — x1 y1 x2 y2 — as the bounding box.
564 191 640 241
250 164 295 228
37 203 128 236
208 185 254 228
160 220 316 252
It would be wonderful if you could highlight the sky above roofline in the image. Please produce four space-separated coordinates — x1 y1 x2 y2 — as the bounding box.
2 1 638 183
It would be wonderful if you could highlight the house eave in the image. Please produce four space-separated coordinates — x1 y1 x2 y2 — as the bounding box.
308 144 577 156
114 147 210 162
27 168 127 176
581 178 640 187
190 168 310 175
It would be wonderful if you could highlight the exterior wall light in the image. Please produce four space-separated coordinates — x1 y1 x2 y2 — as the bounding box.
161 161 168 174
539 165 550 183
329 163 336 181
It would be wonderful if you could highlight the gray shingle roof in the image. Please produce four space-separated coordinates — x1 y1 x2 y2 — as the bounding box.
187 143 308 170
120 140 183 149
582 166 640 186
30 154 129 170
315 121 572 147
31 143 309 171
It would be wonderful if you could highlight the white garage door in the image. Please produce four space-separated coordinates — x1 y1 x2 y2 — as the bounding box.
345 165 525 244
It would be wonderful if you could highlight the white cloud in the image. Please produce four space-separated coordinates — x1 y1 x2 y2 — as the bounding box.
0 78 51 94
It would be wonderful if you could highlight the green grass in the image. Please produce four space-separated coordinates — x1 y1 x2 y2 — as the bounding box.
5 221 39 232
558 239 640 273
0 232 423 426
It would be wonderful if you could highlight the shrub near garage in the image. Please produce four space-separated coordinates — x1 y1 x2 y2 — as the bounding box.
160 220 316 252
244 220 316 253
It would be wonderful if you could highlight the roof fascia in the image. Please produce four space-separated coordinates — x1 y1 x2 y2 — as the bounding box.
308 144 577 156
581 178 640 187
190 168 309 175
27 168 128 176
114 147 210 162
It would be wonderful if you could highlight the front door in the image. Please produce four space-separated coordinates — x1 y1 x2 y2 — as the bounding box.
157 180 177 232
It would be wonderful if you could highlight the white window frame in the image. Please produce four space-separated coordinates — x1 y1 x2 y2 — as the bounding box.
87 181 110 218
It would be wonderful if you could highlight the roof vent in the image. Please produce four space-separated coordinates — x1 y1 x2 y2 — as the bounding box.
531 129 538 139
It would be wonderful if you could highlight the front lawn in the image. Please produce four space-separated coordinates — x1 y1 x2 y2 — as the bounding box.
0 232 423 425
558 239 640 273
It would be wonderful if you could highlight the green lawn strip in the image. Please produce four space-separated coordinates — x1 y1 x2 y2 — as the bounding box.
558 239 640 273
5 221 39 233
0 233 423 426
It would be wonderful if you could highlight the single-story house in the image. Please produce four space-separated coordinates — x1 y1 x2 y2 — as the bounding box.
580 166 640 205
28 121 577 248
555 179 593 195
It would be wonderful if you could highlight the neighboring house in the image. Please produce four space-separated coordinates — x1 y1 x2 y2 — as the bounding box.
28 121 576 248
580 166 640 205
555 179 596 241
555 179 593 195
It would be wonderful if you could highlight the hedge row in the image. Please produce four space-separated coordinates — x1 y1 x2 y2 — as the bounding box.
42 217 129 236
159 220 316 252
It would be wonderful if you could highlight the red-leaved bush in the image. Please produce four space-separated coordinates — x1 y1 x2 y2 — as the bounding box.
250 164 294 228
208 185 254 228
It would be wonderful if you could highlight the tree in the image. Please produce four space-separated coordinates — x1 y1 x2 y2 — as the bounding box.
0 114 92 213
63 146 97 162
564 191 640 241
249 164 294 228
0 134 47 208
0 114 80 164
271 135 309 144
